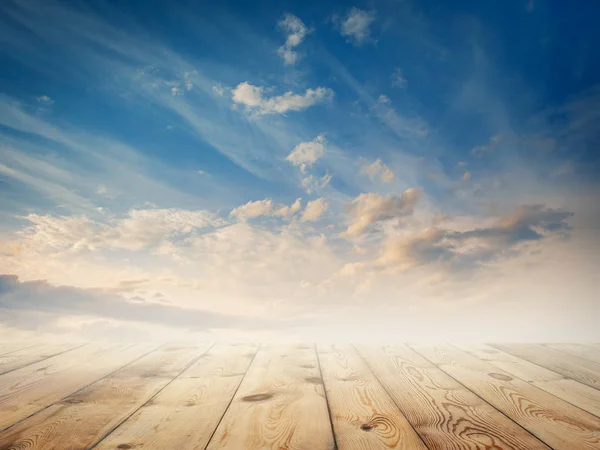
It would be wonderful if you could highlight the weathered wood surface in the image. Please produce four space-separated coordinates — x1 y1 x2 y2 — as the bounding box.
0 342 599 450
457 343 600 417
95 344 258 450
493 343 600 390
205 344 335 450
317 344 427 450
0 343 155 430
357 344 550 450
544 343 600 364
0 343 84 375
0 344 209 449
411 344 600 450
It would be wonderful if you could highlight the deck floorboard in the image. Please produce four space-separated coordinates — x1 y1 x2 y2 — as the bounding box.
0 341 598 449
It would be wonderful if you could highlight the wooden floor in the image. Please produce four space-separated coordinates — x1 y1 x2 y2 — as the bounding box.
0 343 599 449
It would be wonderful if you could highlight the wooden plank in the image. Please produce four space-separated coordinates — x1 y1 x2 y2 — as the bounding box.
0 344 209 449
0 343 155 430
0 343 84 375
357 344 549 450
0 343 37 357
95 344 258 450
457 343 600 417
317 344 427 450
205 344 335 450
493 343 600 391
411 344 600 450
544 344 600 364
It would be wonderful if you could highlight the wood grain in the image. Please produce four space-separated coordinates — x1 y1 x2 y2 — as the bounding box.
493 343 600 391
411 344 600 450
0 344 208 450
357 344 550 450
0 343 84 375
205 344 335 450
0 343 154 430
317 344 427 450
95 344 258 450
457 343 600 417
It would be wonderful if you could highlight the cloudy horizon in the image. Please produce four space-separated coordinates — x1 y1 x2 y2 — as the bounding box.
0 0 598 342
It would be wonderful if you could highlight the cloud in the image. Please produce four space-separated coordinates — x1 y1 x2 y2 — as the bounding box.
336 8 375 45
301 198 329 222
277 14 310 65
286 135 326 172
378 95 391 104
229 199 273 220
463 170 472 181
36 95 54 105
231 82 333 116
274 198 302 217
301 173 332 194
0 275 284 332
471 134 501 157
229 198 303 220
341 188 422 237
12 208 225 254
361 158 395 183
378 204 574 271
212 84 225 96
391 68 407 88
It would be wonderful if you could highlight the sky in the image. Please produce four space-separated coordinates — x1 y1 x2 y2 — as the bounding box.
0 0 599 342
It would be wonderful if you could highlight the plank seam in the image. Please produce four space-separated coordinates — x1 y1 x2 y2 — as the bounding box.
456 343 600 420
0 343 165 433
407 344 557 450
87 343 216 449
0 343 88 376
542 344 600 365
0 343 38 358
352 344 432 450
489 344 600 393
202 343 261 450
314 343 339 450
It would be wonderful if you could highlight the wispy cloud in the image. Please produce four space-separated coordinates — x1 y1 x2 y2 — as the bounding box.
335 8 376 45
361 158 395 183
277 14 310 65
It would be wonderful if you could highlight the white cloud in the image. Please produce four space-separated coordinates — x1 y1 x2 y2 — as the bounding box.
273 198 302 218
277 14 310 65
378 95 391 104
337 8 375 45
229 199 273 220
301 173 332 195
232 82 333 116
286 135 326 172
36 95 54 105
341 189 422 237
463 170 472 181
12 208 225 254
361 158 395 183
391 68 407 88
301 198 329 222
230 198 303 220
171 86 182 96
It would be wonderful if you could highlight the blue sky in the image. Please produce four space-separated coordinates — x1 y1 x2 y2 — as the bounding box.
0 0 598 341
